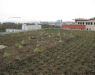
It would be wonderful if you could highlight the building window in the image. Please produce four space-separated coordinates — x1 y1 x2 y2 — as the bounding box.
78 22 80 24
86 22 88 25
91 22 93 25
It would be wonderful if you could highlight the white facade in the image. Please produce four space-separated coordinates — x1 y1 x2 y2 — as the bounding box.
75 19 95 31
6 24 42 32
76 21 95 25
22 24 41 31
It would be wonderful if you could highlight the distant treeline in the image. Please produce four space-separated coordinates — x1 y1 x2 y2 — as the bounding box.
0 22 22 32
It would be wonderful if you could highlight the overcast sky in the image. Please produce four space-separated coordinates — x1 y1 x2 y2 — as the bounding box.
0 0 95 22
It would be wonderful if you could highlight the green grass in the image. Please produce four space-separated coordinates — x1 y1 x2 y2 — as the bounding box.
0 29 95 75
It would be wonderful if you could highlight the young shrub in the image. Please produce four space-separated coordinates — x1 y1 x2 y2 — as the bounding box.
34 46 45 53
15 43 23 48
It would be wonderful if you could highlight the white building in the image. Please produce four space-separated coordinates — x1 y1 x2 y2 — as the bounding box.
22 24 41 31
6 23 42 32
75 18 95 31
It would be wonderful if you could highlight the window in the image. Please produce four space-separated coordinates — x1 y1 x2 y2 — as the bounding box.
91 22 93 25
78 22 80 24
86 22 88 25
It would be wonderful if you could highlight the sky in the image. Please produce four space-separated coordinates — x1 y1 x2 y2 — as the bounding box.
0 0 95 22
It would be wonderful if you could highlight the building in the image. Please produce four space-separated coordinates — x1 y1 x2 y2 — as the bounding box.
62 21 86 30
63 17 95 31
22 24 41 31
75 17 95 31
6 23 42 32
63 24 86 30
